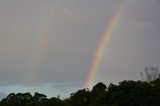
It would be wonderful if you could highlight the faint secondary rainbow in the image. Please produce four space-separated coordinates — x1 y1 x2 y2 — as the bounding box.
27 5 54 86
85 0 128 89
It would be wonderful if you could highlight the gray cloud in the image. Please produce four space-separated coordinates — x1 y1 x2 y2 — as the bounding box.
0 0 160 97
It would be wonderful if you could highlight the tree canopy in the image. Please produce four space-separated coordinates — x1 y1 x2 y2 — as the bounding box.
1 80 160 106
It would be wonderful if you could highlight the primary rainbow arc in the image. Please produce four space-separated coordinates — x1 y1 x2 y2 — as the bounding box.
85 0 128 89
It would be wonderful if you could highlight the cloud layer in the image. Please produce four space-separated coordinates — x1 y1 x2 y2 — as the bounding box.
0 0 160 97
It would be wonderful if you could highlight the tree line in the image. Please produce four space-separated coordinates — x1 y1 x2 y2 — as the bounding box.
0 66 160 106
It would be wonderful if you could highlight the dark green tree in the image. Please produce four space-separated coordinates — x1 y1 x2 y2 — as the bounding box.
70 88 90 106
90 82 107 106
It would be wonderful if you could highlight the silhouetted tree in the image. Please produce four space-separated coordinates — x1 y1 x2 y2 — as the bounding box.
97 80 160 106
1 80 160 106
70 88 90 106
90 82 107 106
140 66 160 82
33 92 47 102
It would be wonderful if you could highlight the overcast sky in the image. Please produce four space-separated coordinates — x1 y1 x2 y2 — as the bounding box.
0 0 160 99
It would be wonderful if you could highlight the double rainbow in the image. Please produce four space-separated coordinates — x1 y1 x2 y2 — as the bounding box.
26 1 128 89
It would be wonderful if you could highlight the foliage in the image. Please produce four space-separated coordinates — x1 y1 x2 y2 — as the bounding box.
140 66 160 82
1 80 160 106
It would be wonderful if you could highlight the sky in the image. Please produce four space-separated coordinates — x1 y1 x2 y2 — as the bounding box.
0 0 160 99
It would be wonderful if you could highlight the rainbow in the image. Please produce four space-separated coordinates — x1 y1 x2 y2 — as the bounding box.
85 0 128 89
27 5 54 86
